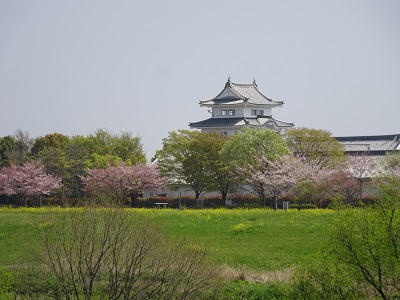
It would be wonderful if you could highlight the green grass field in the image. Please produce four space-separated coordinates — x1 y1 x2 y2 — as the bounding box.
0 207 335 273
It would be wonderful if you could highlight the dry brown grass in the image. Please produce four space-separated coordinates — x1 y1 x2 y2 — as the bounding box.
220 266 294 284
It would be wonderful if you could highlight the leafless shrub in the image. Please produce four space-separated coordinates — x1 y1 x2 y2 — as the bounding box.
34 207 219 299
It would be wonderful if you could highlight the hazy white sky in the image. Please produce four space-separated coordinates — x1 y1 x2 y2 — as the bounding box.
1 0 399 160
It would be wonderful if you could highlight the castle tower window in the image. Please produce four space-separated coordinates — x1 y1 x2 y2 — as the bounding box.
228 109 235 116
221 110 227 116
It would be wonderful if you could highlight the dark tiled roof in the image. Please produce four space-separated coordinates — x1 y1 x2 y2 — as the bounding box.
199 78 284 107
335 134 400 154
189 116 294 129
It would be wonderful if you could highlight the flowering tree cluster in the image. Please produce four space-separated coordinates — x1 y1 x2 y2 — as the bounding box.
0 161 62 206
242 155 298 207
242 155 327 208
80 163 165 205
318 154 380 203
240 152 383 207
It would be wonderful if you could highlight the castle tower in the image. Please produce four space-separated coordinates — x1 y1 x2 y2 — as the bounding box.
189 78 294 135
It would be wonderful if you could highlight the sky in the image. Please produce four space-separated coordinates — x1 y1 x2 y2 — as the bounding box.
1 1 399 160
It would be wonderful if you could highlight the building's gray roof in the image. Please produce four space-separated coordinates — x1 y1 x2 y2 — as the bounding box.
189 116 294 129
336 134 400 155
199 78 284 107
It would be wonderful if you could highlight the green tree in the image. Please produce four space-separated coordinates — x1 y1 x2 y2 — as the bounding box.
284 127 344 168
113 131 146 165
220 128 290 206
30 133 71 201
201 132 236 204
156 130 229 204
85 153 123 169
86 129 146 166
31 133 73 202
0 136 16 167
39 147 72 201
31 131 147 200
13 129 32 165
221 127 289 169
64 135 94 198
30 133 70 158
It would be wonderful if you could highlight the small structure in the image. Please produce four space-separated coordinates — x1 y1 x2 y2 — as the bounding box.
189 78 294 135
283 201 289 210
155 202 168 209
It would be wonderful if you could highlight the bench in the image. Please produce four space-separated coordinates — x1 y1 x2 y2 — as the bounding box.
155 202 168 209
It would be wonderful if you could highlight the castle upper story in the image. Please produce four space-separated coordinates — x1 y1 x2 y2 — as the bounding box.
189 78 294 135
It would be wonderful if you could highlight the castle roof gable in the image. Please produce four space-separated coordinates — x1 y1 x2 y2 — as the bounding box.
199 78 284 107
189 116 294 129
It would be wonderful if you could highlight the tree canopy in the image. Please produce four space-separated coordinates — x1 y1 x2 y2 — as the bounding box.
81 163 165 205
155 130 233 202
284 127 344 167
0 161 62 206
0 135 16 167
155 130 210 201
220 127 290 170
31 133 70 157
220 128 290 205
86 129 146 166
28 129 147 199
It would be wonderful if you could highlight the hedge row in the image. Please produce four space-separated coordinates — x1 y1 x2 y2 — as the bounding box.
0 194 379 209
136 195 318 209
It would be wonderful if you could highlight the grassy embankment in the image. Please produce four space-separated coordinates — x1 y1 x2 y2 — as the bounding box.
0 207 334 276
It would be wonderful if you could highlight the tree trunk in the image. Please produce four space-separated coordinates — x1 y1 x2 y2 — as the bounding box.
61 183 65 208
260 185 266 207
130 191 138 208
221 190 229 206
195 191 201 208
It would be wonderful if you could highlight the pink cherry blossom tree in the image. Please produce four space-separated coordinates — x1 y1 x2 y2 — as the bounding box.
292 158 333 207
80 163 165 205
0 161 62 206
347 154 379 200
320 154 379 204
321 164 360 203
243 154 336 208
243 155 316 208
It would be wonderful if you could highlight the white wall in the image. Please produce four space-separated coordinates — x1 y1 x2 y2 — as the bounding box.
211 106 272 118
212 107 244 118
243 107 272 117
201 128 238 136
